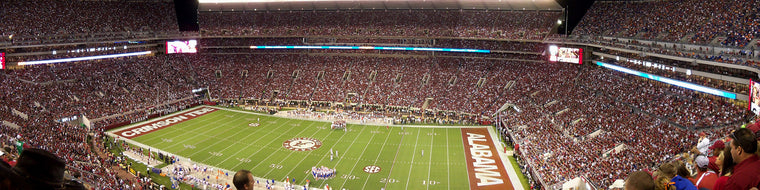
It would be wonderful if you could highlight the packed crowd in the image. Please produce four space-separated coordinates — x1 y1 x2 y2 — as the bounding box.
602 57 747 94
0 0 179 44
199 10 561 40
575 0 760 47
574 36 760 70
182 53 746 128
0 54 204 188
497 62 747 189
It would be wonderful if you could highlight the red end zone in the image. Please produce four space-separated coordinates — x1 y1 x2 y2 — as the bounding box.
461 128 513 190
114 107 218 139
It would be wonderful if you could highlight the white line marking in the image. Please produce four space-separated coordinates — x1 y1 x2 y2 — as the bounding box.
359 126 394 190
427 128 434 190
335 128 379 189
404 127 422 190
447 128 451 190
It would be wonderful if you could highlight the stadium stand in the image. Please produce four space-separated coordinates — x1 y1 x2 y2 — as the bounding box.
574 0 760 47
0 0 180 45
199 10 561 40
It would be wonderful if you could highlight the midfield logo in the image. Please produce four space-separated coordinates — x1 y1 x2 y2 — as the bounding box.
283 137 322 151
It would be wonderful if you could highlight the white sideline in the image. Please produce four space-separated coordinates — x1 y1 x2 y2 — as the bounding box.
487 126 524 190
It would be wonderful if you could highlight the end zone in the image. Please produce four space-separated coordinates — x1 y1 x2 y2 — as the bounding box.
461 127 514 190
112 107 218 139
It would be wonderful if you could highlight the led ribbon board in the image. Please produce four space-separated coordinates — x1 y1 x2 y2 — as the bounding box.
596 61 736 99
250 45 491 53
17 51 153 66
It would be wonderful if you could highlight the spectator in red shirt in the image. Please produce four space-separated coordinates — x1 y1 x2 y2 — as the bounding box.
690 155 718 189
724 128 760 189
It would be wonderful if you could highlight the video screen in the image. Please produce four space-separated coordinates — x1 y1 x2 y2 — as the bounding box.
0 52 5 70
548 45 583 64
166 40 198 54
750 79 760 115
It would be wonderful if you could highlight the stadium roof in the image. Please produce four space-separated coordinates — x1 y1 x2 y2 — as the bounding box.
198 0 563 12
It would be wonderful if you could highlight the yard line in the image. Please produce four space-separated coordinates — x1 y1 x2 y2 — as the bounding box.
381 127 407 190
314 126 369 187
336 127 379 189
426 128 435 190
447 128 451 190
359 126 394 190
261 121 323 177
404 127 422 190
193 116 294 160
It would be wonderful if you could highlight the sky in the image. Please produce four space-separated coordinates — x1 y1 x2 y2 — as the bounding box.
174 0 597 35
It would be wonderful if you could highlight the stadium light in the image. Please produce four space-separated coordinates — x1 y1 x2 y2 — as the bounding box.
557 20 562 25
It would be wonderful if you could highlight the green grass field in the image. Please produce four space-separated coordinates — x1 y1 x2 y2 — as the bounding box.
115 107 482 190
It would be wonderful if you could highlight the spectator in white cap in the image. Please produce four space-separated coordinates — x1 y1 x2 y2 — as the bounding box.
690 155 717 190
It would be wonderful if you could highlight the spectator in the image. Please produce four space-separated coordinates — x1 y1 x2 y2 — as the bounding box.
690 155 718 190
659 162 698 190
674 160 693 182
9 148 67 189
707 140 725 173
625 170 655 190
713 144 735 190
724 128 760 189
697 132 710 155
655 173 677 190
233 169 255 190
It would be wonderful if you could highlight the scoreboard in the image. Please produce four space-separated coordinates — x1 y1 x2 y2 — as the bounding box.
166 40 198 54
548 45 583 64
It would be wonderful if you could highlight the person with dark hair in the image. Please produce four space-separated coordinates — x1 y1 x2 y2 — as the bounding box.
673 160 693 182
725 128 760 189
0 148 67 190
233 169 255 190
690 155 717 190
713 143 735 190
626 170 655 190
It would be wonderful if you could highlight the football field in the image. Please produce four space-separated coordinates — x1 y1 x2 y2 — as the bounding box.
109 106 513 190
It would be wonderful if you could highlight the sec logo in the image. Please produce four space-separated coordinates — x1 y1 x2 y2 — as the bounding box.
363 165 381 174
